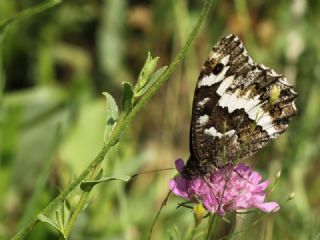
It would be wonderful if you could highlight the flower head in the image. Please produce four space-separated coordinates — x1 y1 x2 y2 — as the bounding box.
170 159 279 216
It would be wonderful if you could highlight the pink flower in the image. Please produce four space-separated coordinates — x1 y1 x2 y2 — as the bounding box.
170 159 280 216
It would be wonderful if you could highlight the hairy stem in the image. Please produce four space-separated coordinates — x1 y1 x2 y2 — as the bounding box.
11 0 214 239
64 160 103 238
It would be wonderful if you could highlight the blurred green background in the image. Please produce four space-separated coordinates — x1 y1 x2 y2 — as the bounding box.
1 0 320 239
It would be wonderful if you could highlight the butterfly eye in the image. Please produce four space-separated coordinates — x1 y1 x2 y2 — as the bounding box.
212 63 224 75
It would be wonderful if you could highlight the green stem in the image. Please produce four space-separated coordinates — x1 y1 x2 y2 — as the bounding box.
212 216 220 240
11 145 109 240
190 223 200 240
64 161 103 238
64 191 88 238
206 213 219 240
11 0 213 239
206 214 214 240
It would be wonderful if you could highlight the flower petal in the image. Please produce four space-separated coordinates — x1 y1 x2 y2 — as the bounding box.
175 159 185 173
170 177 188 198
255 202 280 213
254 180 270 192
170 160 280 216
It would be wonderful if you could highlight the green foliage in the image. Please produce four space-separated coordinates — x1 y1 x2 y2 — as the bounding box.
0 0 61 31
103 92 119 144
80 175 131 192
1 0 320 239
121 82 134 113
134 52 161 96
38 201 71 239
134 66 168 100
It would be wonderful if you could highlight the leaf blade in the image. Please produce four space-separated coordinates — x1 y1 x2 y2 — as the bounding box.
121 82 134 113
0 0 62 31
80 176 131 191
134 66 168 98
102 92 119 144
37 214 61 234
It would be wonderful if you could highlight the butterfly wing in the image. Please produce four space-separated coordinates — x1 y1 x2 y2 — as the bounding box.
183 34 297 178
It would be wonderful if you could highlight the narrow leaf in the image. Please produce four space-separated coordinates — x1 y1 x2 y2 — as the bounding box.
103 92 119 144
134 52 159 93
61 202 65 229
167 225 182 240
80 176 131 191
134 66 168 98
0 0 61 31
38 214 61 233
121 82 134 113
55 211 66 238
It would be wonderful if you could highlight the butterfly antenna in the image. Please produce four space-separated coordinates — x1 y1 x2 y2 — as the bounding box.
130 168 175 181
232 168 252 183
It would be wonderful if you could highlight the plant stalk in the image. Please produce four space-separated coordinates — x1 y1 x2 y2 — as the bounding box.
11 0 214 238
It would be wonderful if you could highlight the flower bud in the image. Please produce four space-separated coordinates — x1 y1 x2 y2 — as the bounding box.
276 170 281 179
193 203 207 225
287 192 295 201
135 52 159 93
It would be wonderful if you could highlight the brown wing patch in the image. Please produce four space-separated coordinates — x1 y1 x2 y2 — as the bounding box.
183 34 297 179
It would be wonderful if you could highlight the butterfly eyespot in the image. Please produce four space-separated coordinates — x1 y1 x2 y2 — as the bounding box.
212 63 224 75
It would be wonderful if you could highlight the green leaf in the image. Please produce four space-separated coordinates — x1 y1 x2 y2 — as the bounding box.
102 92 119 144
55 201 70 232
0 0 61 31
38 213 61 234
55 211 64 233
134 52 160 94
80 175 131 192
121 82 134 113
167 225 182 240
37 200 72 239
134 66 168 98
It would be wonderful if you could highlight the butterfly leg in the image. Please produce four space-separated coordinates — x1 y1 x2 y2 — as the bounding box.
202 176 220 205
233 167 253 184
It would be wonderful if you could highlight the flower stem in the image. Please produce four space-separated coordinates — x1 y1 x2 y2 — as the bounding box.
11 0 214 239
190 223 200 240
206 213 219 240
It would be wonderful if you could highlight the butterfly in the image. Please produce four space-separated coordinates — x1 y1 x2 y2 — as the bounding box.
182 34 297 179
